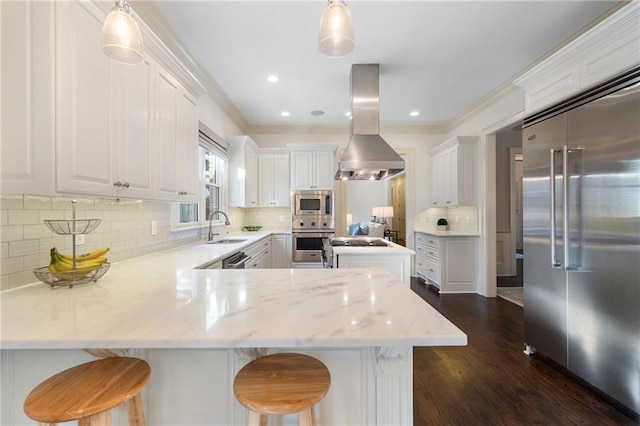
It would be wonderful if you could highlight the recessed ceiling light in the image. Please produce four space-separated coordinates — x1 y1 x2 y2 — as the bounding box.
267 75 279 82
310 110 325 116
410 111 420 117
280 111 290 117
345 111 351 117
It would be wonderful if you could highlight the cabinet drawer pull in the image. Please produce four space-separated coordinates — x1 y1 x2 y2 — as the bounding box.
429 269 434 272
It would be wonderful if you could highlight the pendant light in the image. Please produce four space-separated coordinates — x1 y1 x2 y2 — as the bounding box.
100 0 144 64
318 0 355 58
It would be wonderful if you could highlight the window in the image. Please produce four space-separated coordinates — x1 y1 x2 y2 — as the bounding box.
172 125 228 230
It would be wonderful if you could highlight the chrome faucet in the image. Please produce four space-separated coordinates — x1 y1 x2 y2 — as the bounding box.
208 210 230 241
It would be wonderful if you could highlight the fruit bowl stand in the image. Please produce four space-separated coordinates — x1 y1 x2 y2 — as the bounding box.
33 200 110 288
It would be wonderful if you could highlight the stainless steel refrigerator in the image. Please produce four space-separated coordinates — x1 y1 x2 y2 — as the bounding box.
522 66 640 415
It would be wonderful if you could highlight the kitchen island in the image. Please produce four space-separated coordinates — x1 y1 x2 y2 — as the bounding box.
1 242 466 425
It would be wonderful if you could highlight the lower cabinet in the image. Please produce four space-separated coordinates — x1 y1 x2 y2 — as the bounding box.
415 232 477 293
271 234 291 268
245 237 272 269
336 253 412 286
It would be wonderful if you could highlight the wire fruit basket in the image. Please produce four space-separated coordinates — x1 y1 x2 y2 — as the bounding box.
33 263 110 287
33 200 110 288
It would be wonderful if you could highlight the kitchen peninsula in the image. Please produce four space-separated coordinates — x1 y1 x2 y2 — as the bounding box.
1 237 466 425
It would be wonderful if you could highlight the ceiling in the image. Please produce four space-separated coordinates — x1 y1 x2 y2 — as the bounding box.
150 0 621 131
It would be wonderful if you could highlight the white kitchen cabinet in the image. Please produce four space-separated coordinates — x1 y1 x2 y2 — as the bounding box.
271 234 291 268
336 254 412 286
514 3 640 114
259 154 290 207
429 136 477 207
288 144 338 190
155 66 199 202
415 232 477 293
244 236 272 269
228 136 259 207
0 1 55 195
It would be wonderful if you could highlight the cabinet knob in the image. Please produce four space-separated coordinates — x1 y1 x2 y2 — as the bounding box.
123 182 130 188
113 181 122 187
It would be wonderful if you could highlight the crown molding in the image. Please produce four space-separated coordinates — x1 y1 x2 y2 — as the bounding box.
128 0 249 132
514 1 639 89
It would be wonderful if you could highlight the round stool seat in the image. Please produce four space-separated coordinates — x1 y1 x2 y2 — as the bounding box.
24 357 150 424
234 353 331 417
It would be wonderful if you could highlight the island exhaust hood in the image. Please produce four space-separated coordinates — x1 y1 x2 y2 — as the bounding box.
335 64 405 180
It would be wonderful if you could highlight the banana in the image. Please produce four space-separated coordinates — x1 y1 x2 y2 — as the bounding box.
48 248 108 280
57 246 110 262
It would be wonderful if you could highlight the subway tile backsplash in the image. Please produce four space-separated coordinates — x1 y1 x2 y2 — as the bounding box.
1 195 293 290
0 195 200 290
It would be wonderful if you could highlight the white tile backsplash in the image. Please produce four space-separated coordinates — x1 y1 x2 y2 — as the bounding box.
0 194 202 290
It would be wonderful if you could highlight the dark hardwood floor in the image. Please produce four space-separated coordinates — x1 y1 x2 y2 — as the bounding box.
411 278 638 426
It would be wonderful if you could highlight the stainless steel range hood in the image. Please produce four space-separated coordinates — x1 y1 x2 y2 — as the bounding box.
335 64 405 180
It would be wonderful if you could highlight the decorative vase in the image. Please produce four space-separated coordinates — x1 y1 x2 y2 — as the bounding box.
438 225 447 231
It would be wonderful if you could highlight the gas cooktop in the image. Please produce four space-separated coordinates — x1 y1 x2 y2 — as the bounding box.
329 237 389 247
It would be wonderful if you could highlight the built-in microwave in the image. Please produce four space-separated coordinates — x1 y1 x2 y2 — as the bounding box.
292 190 333 216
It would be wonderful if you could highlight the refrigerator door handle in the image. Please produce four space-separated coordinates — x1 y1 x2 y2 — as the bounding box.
562 145 571 271
550 148 562 268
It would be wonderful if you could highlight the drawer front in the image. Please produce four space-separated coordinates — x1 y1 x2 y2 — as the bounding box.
416 233 427 245
416 254 427 276
424 257 440 284
424 236 439 248
415 242 426 255
424 245 439 261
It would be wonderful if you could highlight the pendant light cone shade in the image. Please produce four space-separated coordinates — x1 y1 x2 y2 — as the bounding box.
318 0 355 57
100 1 144 64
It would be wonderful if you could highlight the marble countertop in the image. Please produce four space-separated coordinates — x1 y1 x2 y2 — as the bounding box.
1 234 467 350
413 227 479 237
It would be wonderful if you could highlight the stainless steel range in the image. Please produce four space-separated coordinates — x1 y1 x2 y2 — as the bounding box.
292 190 335 263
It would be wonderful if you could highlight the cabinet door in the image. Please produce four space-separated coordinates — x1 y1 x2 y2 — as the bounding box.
115 58 154 199
245 148 258 206
272 234 291 268
431 154 444 206
313 151 334 189
56 0 117 196
178 91 199 200
155 67 181 200
291 151 313 190
442 148 455 205
258 156 275 206
1 1 55 195
273 156 290 206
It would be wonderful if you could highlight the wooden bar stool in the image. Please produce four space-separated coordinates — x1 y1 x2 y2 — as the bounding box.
24 357 150 426
233 353 331 426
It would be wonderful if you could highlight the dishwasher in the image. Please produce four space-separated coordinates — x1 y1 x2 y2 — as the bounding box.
196 251 249 270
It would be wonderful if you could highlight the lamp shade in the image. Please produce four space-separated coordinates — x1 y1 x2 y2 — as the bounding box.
372 207 382 217
318 0 355 58
382 206 394 218
100 1 144 64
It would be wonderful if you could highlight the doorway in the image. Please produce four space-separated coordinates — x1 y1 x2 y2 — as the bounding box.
495 128 523 296
391 174 406 246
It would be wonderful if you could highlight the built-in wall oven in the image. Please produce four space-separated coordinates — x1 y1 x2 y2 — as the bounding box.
292 232 334 262
292 190 335 263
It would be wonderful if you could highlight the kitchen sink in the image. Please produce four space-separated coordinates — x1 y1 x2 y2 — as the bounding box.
207 238 248 245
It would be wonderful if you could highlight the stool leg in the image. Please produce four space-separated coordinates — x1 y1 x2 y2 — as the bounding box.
298 406 316 426
246 409 267 426
127 393 146 426
78 409 111 426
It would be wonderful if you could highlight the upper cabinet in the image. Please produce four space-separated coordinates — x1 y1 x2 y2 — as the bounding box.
514 3 640 114
429 136 478 207
1 1 55 195
228 136 259 207
2 0 204 201
288 144 338 190
154 67 199 202
259 153 290 207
